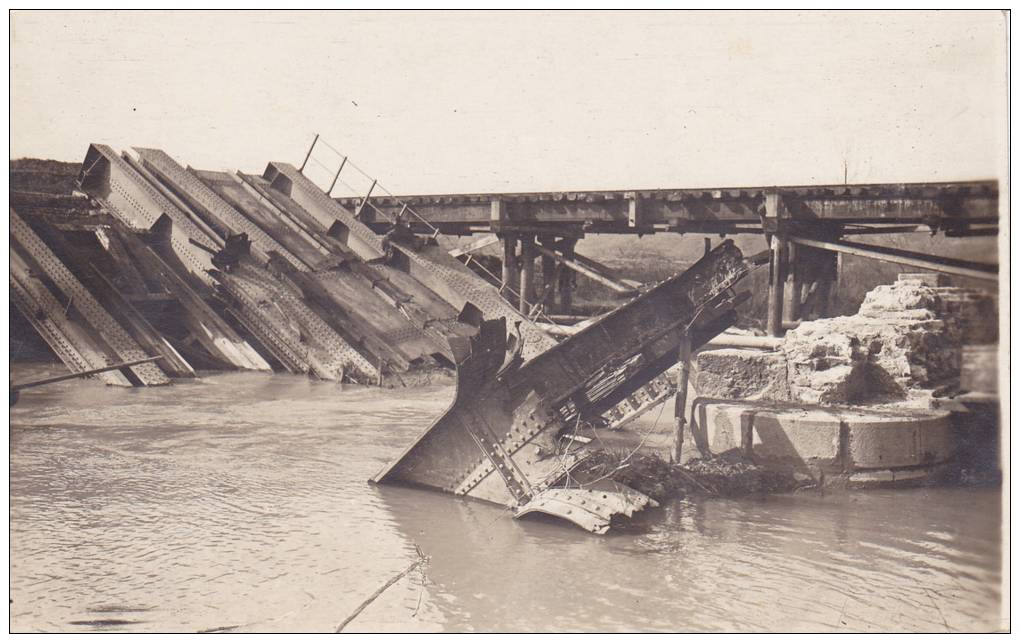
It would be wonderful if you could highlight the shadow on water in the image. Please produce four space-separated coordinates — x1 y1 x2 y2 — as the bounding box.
67 619 146 628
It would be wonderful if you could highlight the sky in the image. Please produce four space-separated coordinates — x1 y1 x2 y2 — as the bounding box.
9 10 1009 195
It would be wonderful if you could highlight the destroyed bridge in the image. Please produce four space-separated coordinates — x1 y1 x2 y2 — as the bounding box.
10 137 998 531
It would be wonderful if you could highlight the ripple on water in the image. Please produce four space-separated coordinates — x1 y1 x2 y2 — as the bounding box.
10 371 1003 632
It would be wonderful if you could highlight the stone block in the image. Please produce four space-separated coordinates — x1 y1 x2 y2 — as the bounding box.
857 281 942 317
694 348 790 401
691 401 954 476
691 402 750 456
848 467 933 486
897 273 950 286
932 288 998 345
845 409 953 469
749 409 842 466
690 401 841 468
850 317 960 388
788 363 868 404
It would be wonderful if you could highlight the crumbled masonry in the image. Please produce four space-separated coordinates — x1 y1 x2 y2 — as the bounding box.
695 275 996 407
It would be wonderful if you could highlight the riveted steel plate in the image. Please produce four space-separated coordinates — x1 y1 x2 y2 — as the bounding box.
374 241 749 533
10 209 168 385
260 162 558 360
135 148 309 272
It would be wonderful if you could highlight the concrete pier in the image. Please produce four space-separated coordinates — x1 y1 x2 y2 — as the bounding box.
687 400 954 480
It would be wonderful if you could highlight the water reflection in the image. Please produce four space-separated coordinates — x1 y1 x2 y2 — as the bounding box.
10 367 1002 632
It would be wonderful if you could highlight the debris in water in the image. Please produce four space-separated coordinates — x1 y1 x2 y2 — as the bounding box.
573 450 800 502
335 545 430 633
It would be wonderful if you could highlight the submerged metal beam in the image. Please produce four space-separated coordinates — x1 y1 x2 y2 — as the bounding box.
76 145 398 381
132 149 390 379
11 355 164 405
133 147 307 271
373 240 751 533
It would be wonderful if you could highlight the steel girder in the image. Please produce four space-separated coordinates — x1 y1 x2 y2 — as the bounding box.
373 240 750 533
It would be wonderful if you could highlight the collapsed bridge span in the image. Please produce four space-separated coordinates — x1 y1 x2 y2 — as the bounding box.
38 143 560 386
373 240 752 533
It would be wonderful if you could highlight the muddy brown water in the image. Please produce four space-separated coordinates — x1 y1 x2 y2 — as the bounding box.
9 365 1003 632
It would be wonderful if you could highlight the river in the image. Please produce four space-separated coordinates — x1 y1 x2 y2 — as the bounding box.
9 366 1004 632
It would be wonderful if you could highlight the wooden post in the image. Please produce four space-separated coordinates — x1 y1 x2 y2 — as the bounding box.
764 192 786 337
539 236 557 311
671 334 693 464
519 235 535 314
767 234 787 337
783 241 801 324
627 193 642 228
501 233 518 302
820 249 838 318
558 238 577 312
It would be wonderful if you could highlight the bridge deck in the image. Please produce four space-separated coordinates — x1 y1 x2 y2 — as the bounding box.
333 180 998 235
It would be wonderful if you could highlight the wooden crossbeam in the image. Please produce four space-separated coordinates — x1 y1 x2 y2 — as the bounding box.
533 243 638 294
448 234 500 258
789 235 997 281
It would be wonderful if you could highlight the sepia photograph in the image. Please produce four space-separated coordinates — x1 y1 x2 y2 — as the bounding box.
7 9 1009 632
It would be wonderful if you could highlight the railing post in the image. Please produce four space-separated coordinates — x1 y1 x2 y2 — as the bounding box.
326 156 348 196
299 133 319 173
354 180 377 219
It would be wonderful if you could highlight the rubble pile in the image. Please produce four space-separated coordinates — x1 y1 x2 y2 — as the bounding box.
785 279 961 404
695 274 996 407
574 450 799 502
695 348 791 401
